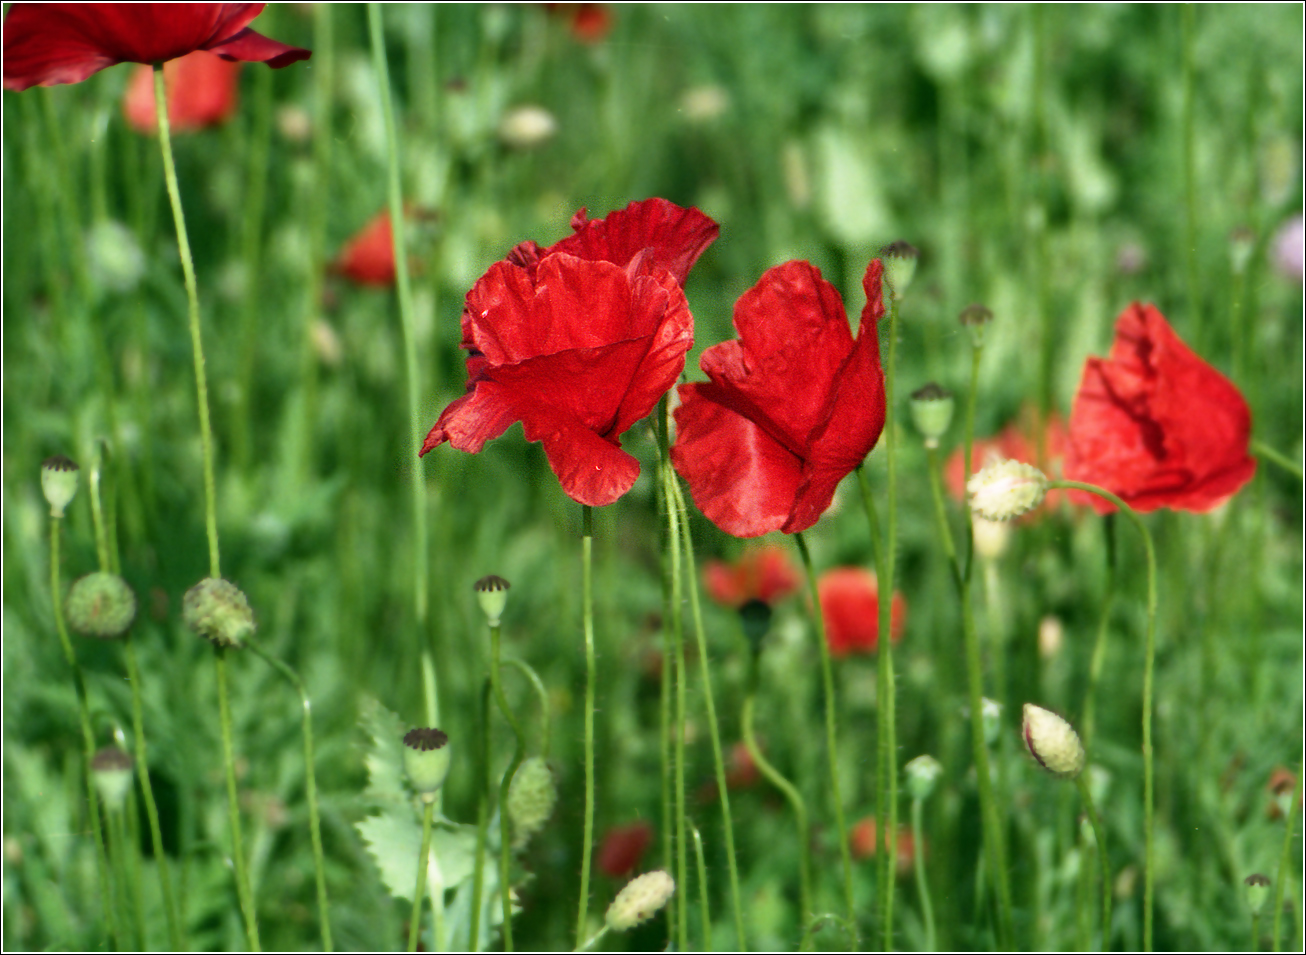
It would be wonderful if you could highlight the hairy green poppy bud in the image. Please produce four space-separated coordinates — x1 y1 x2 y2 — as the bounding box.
1244 873 1271 914
905 754 943 801
605 869 676 932
1022 703 1086 779
403 727 452 801
909 382 954 447
507 756 557 850
474 575 510 627
91 746 134 812
879 241 919 301
967 459 1049 521
183 578 255 649
41 455 80 519
958 303 994 348
66 572 136 639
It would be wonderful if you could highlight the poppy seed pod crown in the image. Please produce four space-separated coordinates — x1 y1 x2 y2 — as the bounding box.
41 455 80 518
474 575 511 627
403 727 452 800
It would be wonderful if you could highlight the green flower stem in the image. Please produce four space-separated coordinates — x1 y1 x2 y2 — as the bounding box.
689 820 712 951
793 532 856 945
104 804 140 947
742 676 812 950
1181 4 1201 345
1272 765 1303 952
1076 773 1112 949
490 620 528 951
152 64 219 580
49 514 120 948
408 799 436 952
1081 515 1118 752
469 681 491 950
1252 911 1262 953
668 473 747 949
576 505 598 947
244 642 332 951
1251 439 1305 480
501 658 551 758
419 651 446 951
574 925 610 952
662 473 690 951
910 797 936 952
962 339 983 579
215 649 260 950
1050 480 1156 951
918 450 1014 948
118 801 149 948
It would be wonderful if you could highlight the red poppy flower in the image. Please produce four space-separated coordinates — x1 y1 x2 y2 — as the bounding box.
421 201 715 507
817 567 905 658
122 51 240 134
3 3 310 92
944 408 1072 515
1063 303 1256 514
543 3 613 43
703 545 801 608
671 259 887 538
597 820 653 878
332 211 400 287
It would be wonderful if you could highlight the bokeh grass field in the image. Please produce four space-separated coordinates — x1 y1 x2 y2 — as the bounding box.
2 4 1303 951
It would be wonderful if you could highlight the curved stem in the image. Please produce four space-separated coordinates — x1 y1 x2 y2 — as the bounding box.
911 798 936 952
408 799 435 952
490 621 527 950
1081 515 1118 751
1251 438 1304 479
879 292 902 951
153 64 219 580
1051 480 1156 951
576 505 597 946
215 649 259 949
500 657 552 759
1076 773 1112 949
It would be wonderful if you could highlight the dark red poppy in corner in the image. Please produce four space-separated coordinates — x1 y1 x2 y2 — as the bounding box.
597 820 653 878
672 259 887 538
703 544 800 608
3 3 310 92
1063 303 1256 514
817 567 905 658
122 51 241 134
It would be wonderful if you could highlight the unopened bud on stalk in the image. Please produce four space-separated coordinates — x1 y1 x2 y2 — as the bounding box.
41 455 80 518
878 241 919 301
507 756 557 850
403 727 452 801
958 302 994 348
1244 873 1271 914
183 578 255 649
738 598 773 651
605 869 676 932
474 575 511 627
909 383 954 447
90 746 134 812
1022 703 1086 779
66 572 137 639
967 459 1049 521
905 754 943 801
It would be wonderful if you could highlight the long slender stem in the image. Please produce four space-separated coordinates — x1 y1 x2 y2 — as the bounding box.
1082 515 1118 751
215 649 259 949
663 477 689 951
1076 774 1112 950
576 505 597 946
1271 763 1303 952
490 621 528 950
1051 481 1157 950
910 798 936 952
1181 4 1201 347
689 820 712 951
408 800 436 952
153 64 219 580
419 651 446 951
469 682 491 950
1251 439 1305 479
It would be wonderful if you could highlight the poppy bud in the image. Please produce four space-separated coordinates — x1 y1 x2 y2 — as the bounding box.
605 869 676 932
183 578 255 649
1244 873 1271 914
738 598 773 652
66 572 137 639
498 104 558 148
1022 703 1085 780
507 756 557 850
980 698 1003 748
878 241 919 301
909 382 954 447
403 727 452 801
474 575 511 627
41 455 80 519
90 746 134 812
958 302 994 348
967 459 1049 522
905 754 943 801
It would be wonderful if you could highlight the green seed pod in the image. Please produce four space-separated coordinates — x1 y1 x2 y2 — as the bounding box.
878 240 919 302
958 303 994 348
1022 703 1086 780
183 578 255 649
41 455 80 519
507 756 557 850
66 572 136 639
90 747 134 812
474 575 511 627
909 383 954 447
1244 873 1271 914
403 727 452 801
605 869 675 932
905 754 943 801
738 598 773 652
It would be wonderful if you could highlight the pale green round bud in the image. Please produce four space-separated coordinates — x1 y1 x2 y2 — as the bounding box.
878 241 919 301
41 455 80 519
905 754 943 801
474 575 510 627
507 756 557 850
980 698 1003 748
967 459 1049 521
91 747 134 812
1022 704 1086 780
183 578 255 649
403 727 452 801
66 572 136 639
909 383 954 447
1244 873 1271 914
605 869 675 932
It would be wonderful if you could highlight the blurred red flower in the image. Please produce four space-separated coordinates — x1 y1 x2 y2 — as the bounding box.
333 211 399 287
598 820 653 878
671 260 887 537
703 545 800 608
1063 303 1256 513
544 3 612 43
944 408 1072 516
422 201 717 507
817 567 905 658
3 3 310 92
850 816 917 874
122 51 240 134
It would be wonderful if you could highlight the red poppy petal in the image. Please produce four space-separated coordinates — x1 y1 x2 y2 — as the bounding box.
420 383 520 456
609 270 693 436
205 26 310 68
548 198 719 285
523 408 641 507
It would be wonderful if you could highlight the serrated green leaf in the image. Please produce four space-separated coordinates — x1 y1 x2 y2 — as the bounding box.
358 696 408 804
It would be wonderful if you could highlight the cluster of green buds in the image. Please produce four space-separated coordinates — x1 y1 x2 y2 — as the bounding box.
183 578 255 649
403 727 452 803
